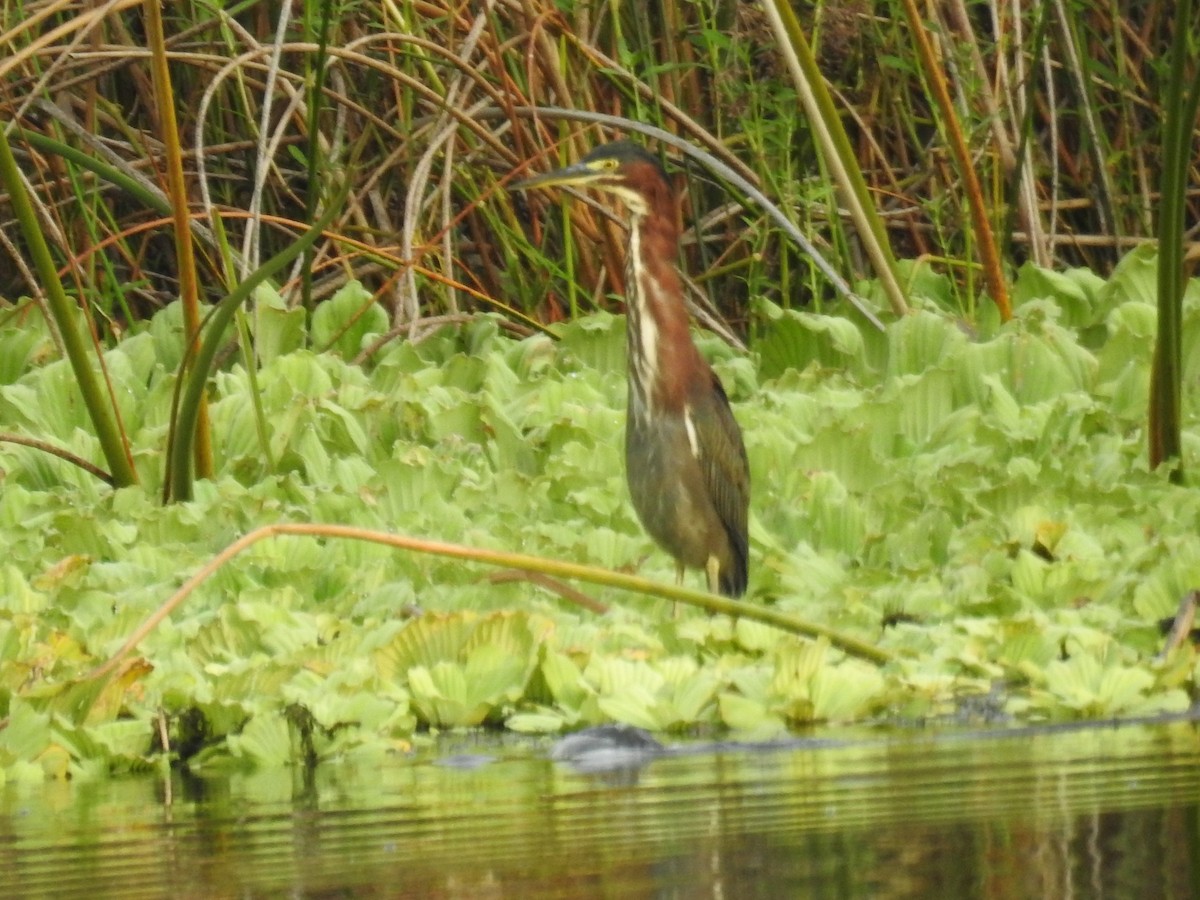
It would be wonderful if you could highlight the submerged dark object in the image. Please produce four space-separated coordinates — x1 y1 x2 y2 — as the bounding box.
550 724 665 773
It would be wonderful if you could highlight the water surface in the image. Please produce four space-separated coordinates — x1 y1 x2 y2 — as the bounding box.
4 719 1199 898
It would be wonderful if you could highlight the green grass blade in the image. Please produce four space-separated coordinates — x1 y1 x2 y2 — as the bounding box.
1148 2 1200 480
0 123 138 487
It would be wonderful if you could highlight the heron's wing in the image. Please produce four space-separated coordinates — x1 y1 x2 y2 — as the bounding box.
691 368 750 594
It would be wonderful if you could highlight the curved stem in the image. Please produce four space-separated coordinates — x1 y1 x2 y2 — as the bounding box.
498 105 885 331
88 522 894 682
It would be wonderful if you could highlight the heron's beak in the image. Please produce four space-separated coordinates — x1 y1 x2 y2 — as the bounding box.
510 160 599 192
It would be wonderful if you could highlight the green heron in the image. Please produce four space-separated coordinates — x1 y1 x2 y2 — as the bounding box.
512 140 749 597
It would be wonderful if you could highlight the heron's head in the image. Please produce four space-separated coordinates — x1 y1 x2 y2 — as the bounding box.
511 140 670 217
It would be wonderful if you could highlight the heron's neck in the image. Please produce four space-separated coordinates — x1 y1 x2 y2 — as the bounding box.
624 208 698 418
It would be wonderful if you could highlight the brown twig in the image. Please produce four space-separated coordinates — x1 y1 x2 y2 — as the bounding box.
488 569 610 614
1158 590 1199 661
0 433 115 486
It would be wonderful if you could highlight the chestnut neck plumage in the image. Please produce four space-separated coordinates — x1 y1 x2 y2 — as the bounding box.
620 165 702 424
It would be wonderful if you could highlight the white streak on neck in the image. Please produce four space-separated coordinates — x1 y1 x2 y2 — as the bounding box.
683 404 701 459
627 220 658 415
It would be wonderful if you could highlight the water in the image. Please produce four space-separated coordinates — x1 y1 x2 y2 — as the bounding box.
4 719 1199 898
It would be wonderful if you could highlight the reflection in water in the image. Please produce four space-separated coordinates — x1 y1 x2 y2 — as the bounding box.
2 721 1199 898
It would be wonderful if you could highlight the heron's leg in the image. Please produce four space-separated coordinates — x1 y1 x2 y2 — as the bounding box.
673 561 686 618
705 555 721 595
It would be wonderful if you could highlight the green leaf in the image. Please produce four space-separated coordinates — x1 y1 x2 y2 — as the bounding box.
757 303 868 379
226 711 293 767
506 710 569 733
254 284 307 363
0 699 52 766
540 650 590 711
311 280 388 359
1040 651 1154 716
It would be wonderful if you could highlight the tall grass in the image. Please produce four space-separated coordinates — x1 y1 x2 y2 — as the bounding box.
0 1 1194 486
1 2 1189 332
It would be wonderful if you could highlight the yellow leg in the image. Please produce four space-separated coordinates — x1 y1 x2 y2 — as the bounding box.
705 555 721 595
673 562 685 618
